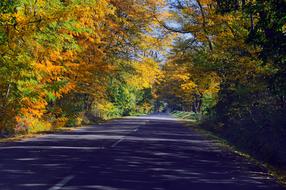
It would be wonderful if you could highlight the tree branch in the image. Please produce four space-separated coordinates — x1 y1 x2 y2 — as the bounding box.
196 0 213 51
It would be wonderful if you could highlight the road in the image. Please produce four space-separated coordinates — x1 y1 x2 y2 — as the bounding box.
0 113 284 190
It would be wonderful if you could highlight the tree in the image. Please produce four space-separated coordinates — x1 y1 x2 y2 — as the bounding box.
0 0 165 134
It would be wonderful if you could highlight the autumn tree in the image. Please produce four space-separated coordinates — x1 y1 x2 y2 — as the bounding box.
0 0 165 134
156 0 286 167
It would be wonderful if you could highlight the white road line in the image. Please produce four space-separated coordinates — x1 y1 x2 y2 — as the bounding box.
48 175 74 190
111 138 125 147
111 127 139 147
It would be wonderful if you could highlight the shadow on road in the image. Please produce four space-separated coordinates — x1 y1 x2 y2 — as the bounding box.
0 114 284 190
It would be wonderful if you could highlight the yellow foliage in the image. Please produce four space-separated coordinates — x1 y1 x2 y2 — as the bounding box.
127 58 161 90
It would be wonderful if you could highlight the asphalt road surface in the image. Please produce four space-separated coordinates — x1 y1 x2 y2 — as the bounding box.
0 113 284 190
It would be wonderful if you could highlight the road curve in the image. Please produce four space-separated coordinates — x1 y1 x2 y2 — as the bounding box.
0 113 284 190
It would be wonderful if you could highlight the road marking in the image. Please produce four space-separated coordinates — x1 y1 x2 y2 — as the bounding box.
111 127 139 147
111 138 125 147
48 175 74 190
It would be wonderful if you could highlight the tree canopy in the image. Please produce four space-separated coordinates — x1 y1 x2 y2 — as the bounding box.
155 0 286 167
0 0 166 134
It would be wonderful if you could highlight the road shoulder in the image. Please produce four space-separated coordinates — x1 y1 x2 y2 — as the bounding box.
171 112 286 188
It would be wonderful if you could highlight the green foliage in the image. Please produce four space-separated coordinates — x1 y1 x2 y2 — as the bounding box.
158 0 286 169
0 0 163 134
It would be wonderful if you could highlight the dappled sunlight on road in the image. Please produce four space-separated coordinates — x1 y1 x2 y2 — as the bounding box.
0 114 283 190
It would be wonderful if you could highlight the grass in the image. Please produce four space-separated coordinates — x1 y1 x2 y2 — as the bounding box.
171 111 286 187
0 112 138 144
0 113 130 143
0 117 109 144
0 126 78 143
172 111 200 123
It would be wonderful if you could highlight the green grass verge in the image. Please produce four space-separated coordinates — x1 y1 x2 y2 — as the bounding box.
0 126 80 143
172 111 199 122
0 116 116 143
